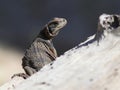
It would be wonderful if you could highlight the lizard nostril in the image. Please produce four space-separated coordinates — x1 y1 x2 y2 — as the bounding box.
63 19 67 23
63 19 66 22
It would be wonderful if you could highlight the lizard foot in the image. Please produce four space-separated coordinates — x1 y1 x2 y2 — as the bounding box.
11 73 29 79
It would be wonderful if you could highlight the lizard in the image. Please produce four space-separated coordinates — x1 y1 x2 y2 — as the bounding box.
12 17 67 79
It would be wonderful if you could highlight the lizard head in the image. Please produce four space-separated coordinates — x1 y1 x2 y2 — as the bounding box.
44 17 67 39
99 14 120 30
48 17 67 33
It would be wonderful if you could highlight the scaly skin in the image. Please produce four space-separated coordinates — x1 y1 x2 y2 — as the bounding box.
12 18 67 79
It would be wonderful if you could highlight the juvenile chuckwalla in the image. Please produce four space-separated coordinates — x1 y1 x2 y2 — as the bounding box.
12 17 67 79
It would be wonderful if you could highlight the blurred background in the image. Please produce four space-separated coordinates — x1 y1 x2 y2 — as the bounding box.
0 0 120 85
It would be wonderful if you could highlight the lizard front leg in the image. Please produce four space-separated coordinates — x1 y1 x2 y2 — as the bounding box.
12 66 37 79
23 66 37 76
11 73 29 79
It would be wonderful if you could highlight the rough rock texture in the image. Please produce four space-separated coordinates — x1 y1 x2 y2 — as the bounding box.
0 77 24 90
1 14 120 90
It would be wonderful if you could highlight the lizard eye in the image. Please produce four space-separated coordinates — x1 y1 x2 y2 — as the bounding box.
48 22 59 28
48 22 59 33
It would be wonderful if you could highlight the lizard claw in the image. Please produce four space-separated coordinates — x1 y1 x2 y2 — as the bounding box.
11 73 29 79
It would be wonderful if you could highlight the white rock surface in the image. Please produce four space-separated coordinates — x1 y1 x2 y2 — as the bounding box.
1 20 120 90
1 28 120 90
0 77 24 90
